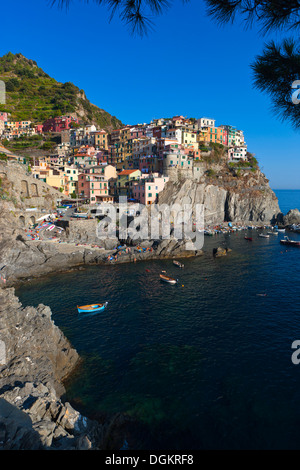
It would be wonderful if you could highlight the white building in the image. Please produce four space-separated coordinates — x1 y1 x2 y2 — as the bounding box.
228 146 248 161
235 130 245 146
198 117 216 128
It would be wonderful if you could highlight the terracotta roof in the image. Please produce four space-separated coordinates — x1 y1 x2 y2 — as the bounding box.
119 169 139 175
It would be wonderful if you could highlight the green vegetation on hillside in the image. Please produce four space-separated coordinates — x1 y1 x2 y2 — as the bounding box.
0 52 122 130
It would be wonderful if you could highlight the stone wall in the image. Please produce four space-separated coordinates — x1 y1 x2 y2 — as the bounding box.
0 160 61 212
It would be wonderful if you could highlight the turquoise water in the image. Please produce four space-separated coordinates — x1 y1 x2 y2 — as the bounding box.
16 190 300 449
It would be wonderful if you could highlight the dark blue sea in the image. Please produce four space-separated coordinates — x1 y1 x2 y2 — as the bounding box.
16 190 300 449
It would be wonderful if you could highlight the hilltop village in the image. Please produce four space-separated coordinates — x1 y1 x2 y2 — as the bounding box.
0 113 250 206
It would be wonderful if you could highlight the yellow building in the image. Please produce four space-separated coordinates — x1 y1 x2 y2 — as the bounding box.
94 130 109 150
46 170 65 191
181 128 199 149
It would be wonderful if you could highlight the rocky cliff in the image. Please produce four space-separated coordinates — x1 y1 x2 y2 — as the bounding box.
160 161 280 225
0 287 109 449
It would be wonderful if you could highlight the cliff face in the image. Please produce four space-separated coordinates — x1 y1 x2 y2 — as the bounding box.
0 287 114 450
160 162 280 225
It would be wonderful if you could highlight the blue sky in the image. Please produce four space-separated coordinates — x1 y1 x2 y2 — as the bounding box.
0 0 299 189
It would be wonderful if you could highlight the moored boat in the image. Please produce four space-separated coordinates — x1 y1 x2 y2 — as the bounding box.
77 302 108 314
173 260 184 268
280 236 300 247
160 274 177 285
258 234 270 238
244 236 252 241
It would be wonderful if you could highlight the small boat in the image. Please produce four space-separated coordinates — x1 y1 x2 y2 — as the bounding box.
280 237 300 247
258 234 269 238
160 274 177 285
77 302 108 314
277 229 285 233
267 231 278 235
244 236 252 241
173 260 184 268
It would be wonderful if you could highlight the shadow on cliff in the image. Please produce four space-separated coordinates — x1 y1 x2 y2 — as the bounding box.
0 398 43 449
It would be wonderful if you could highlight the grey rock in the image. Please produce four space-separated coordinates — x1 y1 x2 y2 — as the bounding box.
283 209 300 226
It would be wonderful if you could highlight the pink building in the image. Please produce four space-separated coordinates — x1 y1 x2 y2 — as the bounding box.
35 124 43 134
132 174 169 205
0 112 8 122
130 127 146 139
138 155 163 174
43 115 79 133
78 173 113 203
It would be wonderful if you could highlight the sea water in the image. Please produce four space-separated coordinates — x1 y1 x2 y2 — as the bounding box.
16 190 300 449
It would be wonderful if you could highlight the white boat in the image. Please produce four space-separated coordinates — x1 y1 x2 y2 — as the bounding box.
258 233 270 238
277 229 285 232
173 260 184 268
160 274 177 285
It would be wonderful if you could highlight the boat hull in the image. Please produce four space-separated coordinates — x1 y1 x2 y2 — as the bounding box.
173 260 184 268
77 302 108 313
280 240 300 247
160 275 177 285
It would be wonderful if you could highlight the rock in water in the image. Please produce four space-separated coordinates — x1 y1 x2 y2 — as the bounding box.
213 246 229 257
283 209 300 226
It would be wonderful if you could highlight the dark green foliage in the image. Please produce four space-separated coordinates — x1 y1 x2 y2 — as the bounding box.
252 39 300 129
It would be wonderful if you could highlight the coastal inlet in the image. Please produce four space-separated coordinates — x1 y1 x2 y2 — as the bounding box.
16 226 300 450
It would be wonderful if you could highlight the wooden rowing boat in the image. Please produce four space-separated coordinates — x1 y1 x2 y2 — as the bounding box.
77 302 108 313
173 260 184 268
160 274 177 285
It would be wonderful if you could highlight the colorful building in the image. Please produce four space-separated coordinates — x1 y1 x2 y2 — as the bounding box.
114 169 141 198
43 115 79 133
228 146 248 161
132 174 169 205
78 172 112 203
